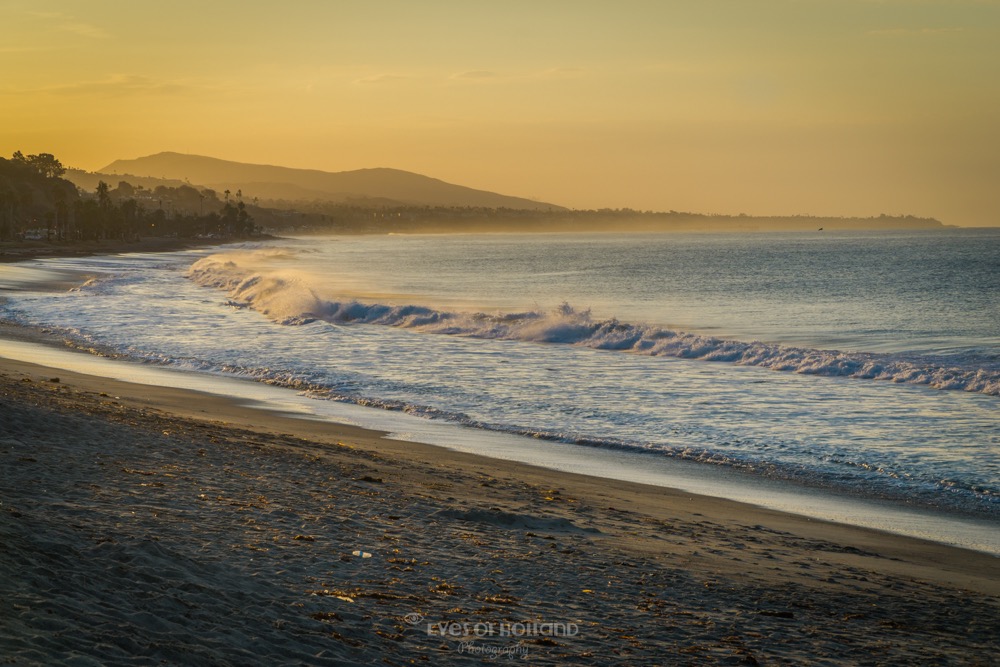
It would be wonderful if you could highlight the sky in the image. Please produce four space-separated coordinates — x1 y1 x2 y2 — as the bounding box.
2 0 998 225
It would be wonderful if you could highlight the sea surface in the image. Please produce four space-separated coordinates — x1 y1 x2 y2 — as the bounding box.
2 229 998 542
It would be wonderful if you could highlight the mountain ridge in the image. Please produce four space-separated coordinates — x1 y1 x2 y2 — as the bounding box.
99 152 563 210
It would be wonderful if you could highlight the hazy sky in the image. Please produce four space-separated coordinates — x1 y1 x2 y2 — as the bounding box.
2 1 998 225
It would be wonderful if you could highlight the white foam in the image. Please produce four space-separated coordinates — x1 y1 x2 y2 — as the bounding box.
188 253 1000 396
1 336 997 555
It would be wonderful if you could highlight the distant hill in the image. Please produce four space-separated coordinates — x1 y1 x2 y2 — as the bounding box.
64 169 189 194
97 152 563 210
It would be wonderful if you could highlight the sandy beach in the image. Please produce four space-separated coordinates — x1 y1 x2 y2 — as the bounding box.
1 341 998 666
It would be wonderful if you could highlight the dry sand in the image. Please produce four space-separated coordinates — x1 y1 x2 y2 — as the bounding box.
1 352 998 665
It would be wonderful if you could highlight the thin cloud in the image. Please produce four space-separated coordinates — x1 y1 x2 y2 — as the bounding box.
32 74 193 97
56 20 108 39
352 67 585 89
0 45 50 54
536 67 585 78
452 70 499 80
449 68 586 84
356 74 409 85
27 11 109 39
867 26 965 36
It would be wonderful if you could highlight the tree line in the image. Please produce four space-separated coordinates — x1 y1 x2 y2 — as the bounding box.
0 152 257 242
274 202 945 234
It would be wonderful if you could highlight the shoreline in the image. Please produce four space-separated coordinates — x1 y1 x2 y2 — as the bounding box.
0 235 276 264
2 321 997 555
1 226 983 268
2 342 999 663
2 244 997 553
2 242 998 555
3 350 998 582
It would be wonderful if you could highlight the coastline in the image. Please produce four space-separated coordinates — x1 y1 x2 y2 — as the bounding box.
2 342 998 664
3 319 996 555
0 235 268 264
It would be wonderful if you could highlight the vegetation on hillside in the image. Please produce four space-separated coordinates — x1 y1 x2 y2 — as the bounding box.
0 152 78 242
1 152 258 242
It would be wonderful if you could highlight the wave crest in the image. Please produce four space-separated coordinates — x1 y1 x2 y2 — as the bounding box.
187 253 1000 396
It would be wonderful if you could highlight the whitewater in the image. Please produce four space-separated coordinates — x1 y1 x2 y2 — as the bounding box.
2 229 998 544
188 251 999 396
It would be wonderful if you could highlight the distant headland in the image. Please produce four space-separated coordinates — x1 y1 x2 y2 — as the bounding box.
1 151 947 252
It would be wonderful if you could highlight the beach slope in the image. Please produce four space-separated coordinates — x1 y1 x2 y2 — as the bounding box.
1 355 997 665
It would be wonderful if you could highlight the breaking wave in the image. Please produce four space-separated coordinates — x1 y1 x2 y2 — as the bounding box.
188 253 1000 397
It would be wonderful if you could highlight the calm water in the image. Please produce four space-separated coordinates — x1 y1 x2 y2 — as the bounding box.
2 229 998 523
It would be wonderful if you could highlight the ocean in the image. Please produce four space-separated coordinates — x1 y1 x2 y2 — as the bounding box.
2 228 998 550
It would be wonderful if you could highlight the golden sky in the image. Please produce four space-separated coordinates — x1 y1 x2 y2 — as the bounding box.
2 1 998 225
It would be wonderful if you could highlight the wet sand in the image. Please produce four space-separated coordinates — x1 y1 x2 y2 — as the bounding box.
1 347 998 665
